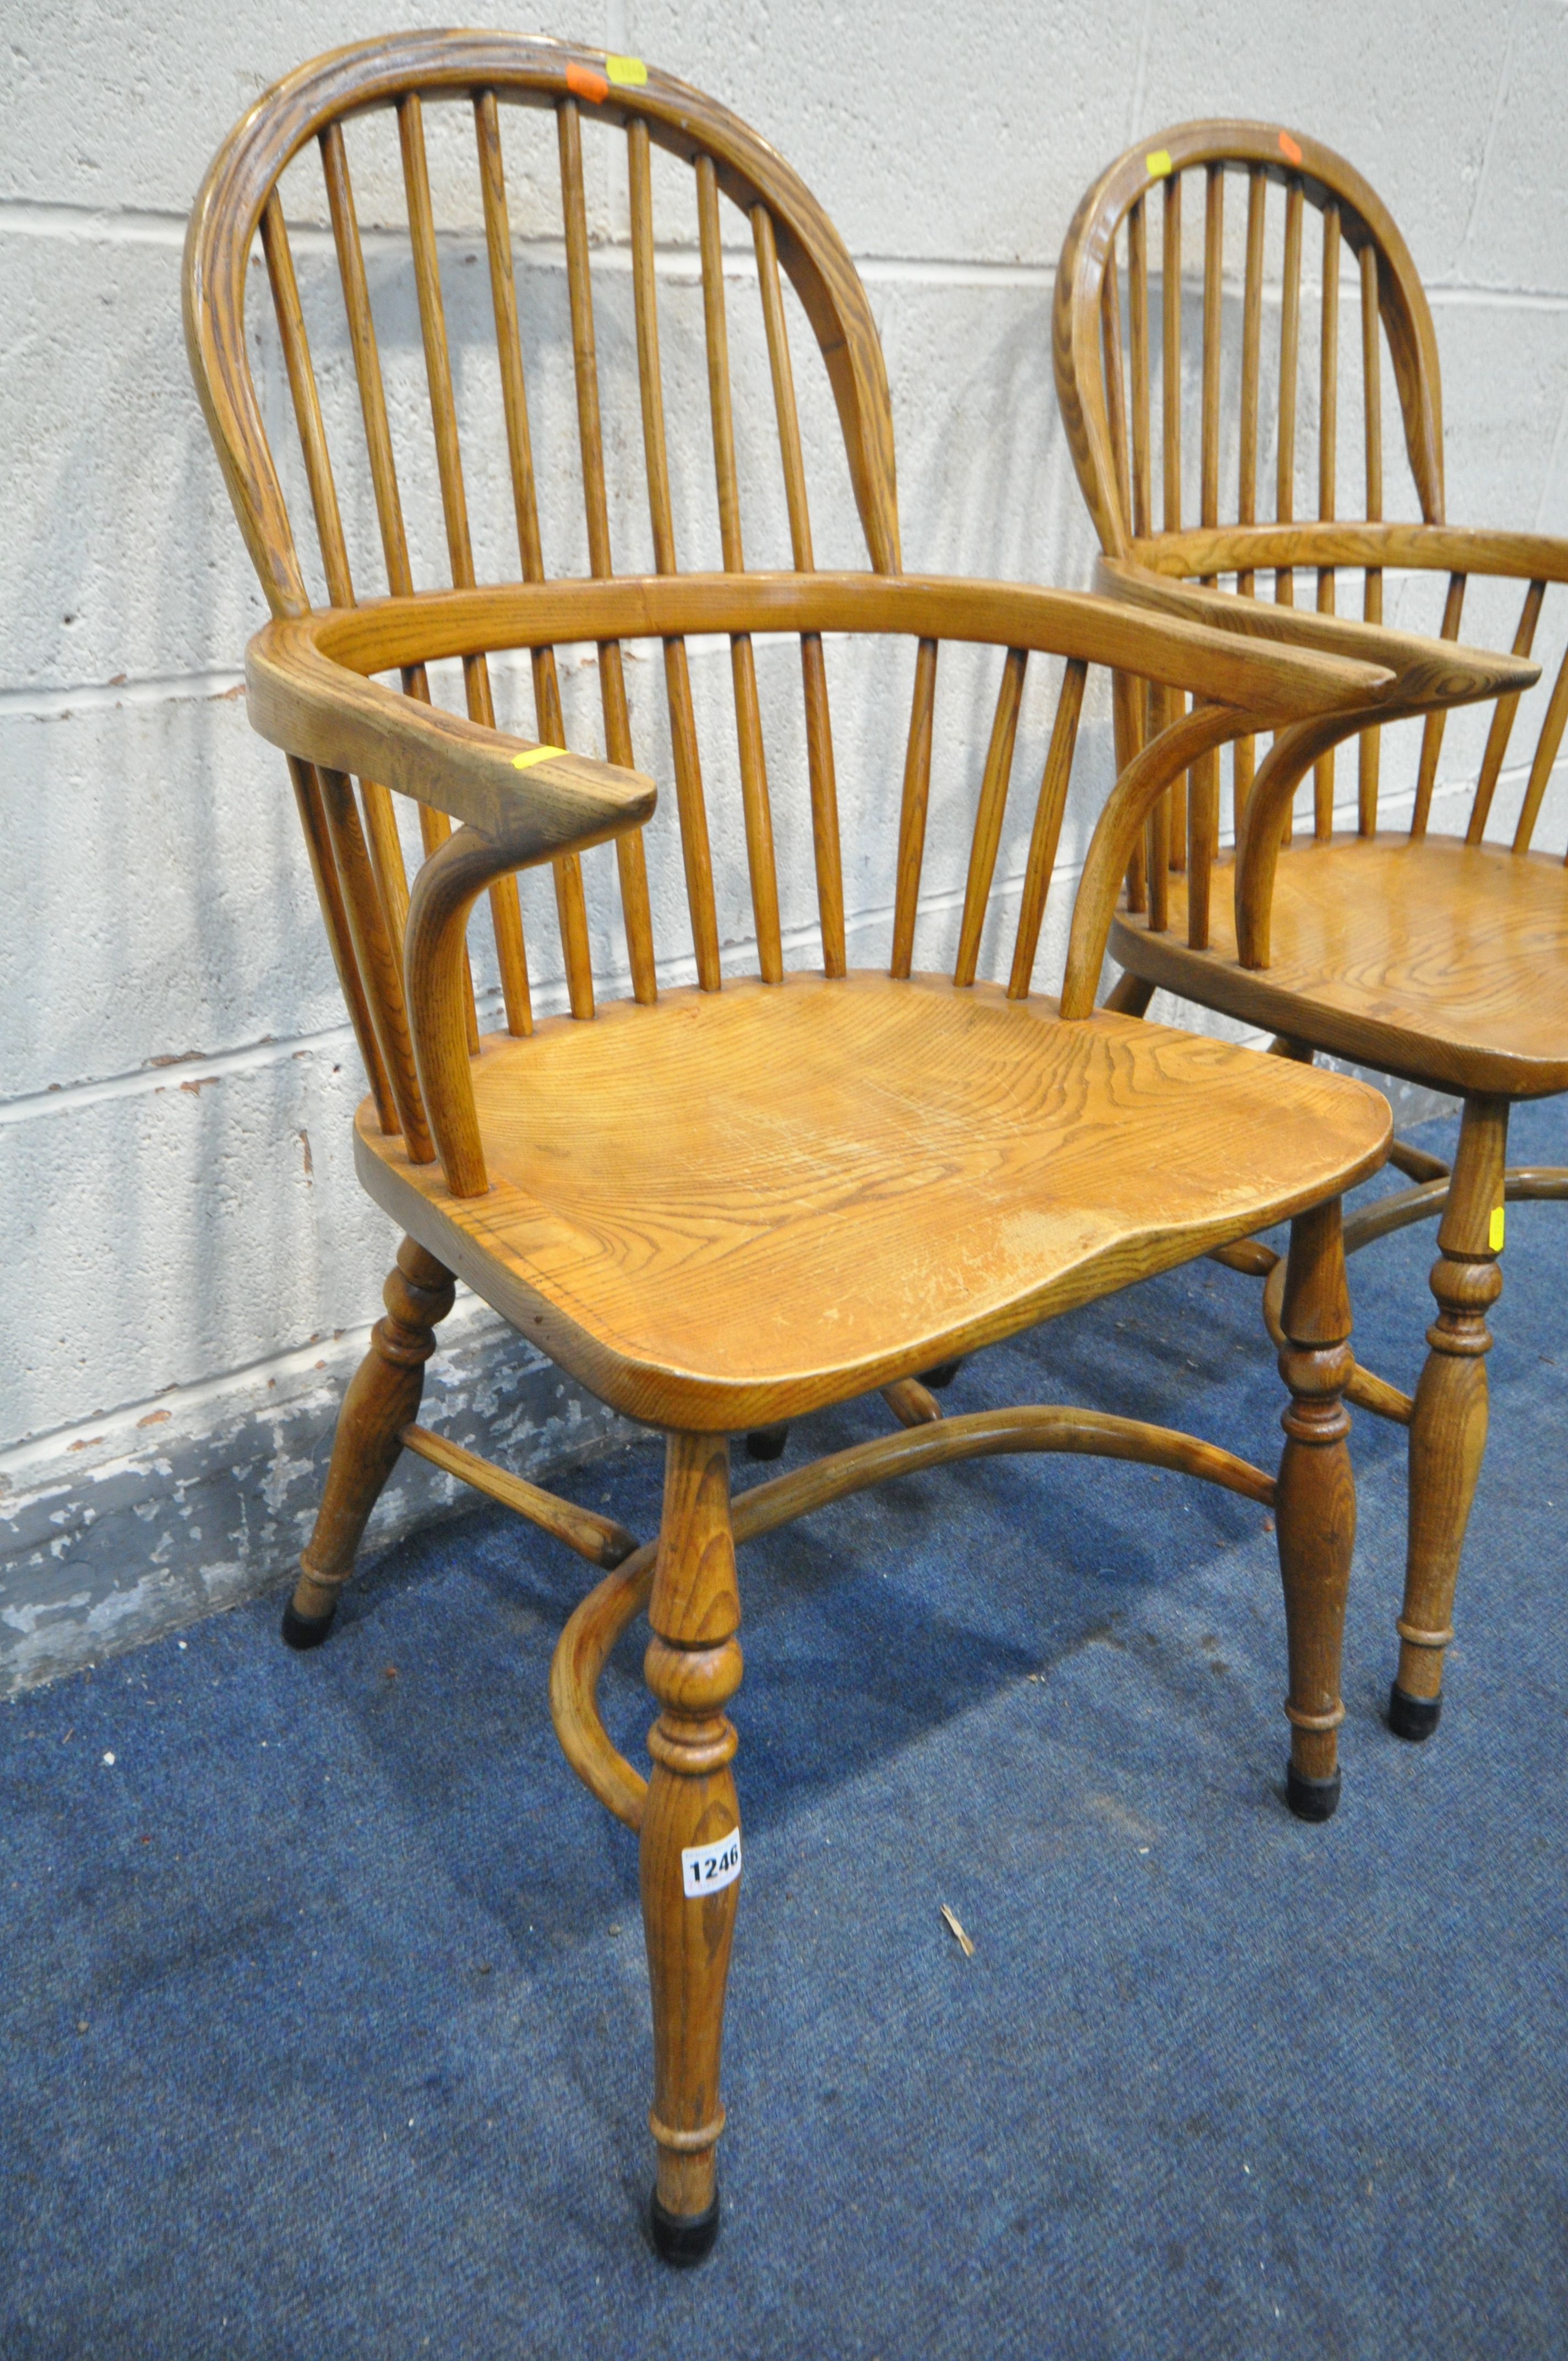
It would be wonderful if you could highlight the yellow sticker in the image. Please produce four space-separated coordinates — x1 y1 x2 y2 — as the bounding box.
1146 149 1173 178
1489 1204 1506 1251
511 744 566 770
606 53 648 85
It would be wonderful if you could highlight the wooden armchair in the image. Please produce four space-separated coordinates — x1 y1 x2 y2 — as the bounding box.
186 40 1393 2264
1054 120 1559 1750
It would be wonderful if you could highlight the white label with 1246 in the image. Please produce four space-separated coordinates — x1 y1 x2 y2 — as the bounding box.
681 1829 742 1898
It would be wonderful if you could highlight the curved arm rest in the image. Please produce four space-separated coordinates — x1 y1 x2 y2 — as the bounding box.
1095 554 1540 711
404 820 554 1196
247 610 657 845
1060 696 1277 1016
1123 520 1568 590
284 572 1395 726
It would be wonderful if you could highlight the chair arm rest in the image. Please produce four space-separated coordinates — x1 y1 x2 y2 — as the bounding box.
246 611 656 852
279 573 1395 731
1124 519 1568 590
839 573 1396 722
1093 554 1540 712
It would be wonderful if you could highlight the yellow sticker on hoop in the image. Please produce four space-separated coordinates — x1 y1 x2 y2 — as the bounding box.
511 744 566 770
606 53 648 85
1145 149 1173 178
1489 1204 1506 1251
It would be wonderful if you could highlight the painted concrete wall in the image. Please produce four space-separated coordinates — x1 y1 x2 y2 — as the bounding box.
4 1 1566 1686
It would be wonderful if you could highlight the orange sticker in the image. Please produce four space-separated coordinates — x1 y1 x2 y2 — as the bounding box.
1279 130 1303 166
1145 148 1173 178
511 744 566 771
565 58 609 102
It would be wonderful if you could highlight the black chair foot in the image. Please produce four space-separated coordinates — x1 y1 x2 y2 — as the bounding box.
650 2187 720 2267
1285 1764 1341 1823
281 1598 337 1651
743 1423 790 1462
918 1358 963 1391
1387 1683 1441 1743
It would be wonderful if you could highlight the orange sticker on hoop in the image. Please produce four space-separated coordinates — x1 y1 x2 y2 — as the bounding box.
511 744 567 771
565 58 610 102
1145 148 1173 178
1278 130 1304 165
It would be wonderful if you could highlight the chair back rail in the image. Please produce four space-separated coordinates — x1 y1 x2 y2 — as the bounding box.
1054 117 1568 950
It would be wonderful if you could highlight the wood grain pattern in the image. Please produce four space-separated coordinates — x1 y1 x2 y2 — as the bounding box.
353 971 1389 1429
641 1432 742 2224
1110 836 1568 1097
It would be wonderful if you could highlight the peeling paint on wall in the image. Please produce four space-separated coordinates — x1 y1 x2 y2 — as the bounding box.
0 1295 639 1696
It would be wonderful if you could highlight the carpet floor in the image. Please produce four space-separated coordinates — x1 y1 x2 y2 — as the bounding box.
2 1098 1565 2359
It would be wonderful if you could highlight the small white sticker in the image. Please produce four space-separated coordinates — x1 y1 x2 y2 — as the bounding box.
681 1829 742 1898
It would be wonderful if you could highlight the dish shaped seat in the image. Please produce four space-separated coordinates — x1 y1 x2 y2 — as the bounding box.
1110 836 1568 1100
360 969 1391 1429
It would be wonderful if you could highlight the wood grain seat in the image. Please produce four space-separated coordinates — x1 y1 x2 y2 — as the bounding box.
1113 837 1568 1098
359 971 1391 1427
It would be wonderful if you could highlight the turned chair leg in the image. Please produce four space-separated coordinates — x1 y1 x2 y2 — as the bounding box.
1391 1094 1509 1741
283 1236 456 1649
1275 1196 1357 1822
640 1432 743 2266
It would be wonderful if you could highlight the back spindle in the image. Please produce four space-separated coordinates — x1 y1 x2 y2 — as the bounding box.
1313 204 1341 838
319 122 480 1048
1467 580 1546 841
399 95 544 1030
624 117 723 992
955 649 1028 988
1233 165 1268 835
1358 237 1385 835
475 93 656 1008
1101 230 1144 914
1510 620 1568 854
1009 659 1088 997
1101 243 1133 535
1411 572 1468 835
1128 197 1152 541
890 639 939 978
754 201 847 976
696 153 784 982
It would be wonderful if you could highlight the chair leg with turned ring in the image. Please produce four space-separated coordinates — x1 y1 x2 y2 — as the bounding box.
282 1236 455 1649
1391 1096 1509 1741
640 1433 743 2266
1275 1197 1357 1821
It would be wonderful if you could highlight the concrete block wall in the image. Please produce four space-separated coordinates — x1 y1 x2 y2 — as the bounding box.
4 1 1566 1690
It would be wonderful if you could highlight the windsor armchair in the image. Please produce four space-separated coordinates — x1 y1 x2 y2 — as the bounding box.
1054 120 1559 1750
186 40 1393 2264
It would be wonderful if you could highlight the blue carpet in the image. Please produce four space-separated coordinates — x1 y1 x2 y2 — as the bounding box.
3 1099 1565 2358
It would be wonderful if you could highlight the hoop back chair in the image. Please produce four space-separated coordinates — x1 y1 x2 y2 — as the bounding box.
186 41 1393 2262
1054 119 1561 1747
